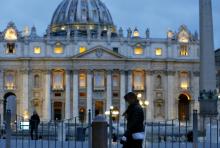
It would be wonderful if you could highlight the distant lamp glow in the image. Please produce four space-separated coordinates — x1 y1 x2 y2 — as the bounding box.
137 93 142 98
181 82 188 89
61 26 66 30
23 111 29 120
167 30 174 39
110 106 114 110
133 28 139 37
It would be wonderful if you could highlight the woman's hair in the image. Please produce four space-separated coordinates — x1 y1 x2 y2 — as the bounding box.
124 92 137 101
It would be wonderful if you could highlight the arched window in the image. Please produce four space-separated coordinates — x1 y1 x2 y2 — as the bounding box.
54 42 63 54
134 44 143 55
34 75 40 88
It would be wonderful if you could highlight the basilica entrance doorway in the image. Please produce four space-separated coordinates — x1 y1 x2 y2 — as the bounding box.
53 102 63 120
3 92 16 122
94 101 104 116
178 94 190 121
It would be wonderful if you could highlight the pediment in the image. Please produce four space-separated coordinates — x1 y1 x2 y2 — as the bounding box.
73 46 126 60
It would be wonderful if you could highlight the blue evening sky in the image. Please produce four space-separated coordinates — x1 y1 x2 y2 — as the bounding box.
0 0 219 49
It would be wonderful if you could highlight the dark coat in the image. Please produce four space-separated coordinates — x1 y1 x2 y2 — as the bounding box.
125 101 144 136
30 114 40 130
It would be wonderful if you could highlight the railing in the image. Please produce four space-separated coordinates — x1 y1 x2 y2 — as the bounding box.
1 110 220 148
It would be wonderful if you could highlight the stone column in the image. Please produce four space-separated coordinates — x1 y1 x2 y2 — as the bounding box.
146 71 153 121
127 70 132 93
199 0 216 91
21 70 29 118
73 70 79 118
167 71 175 120
87 70 93 113
65 70 71 119
0 70 4 125
44 70 51 121
106 70 112 110
120 70 126 118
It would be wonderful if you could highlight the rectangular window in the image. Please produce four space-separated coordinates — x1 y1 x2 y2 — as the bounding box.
112 74 119 89
79 73 86 88
134 47 143 55
180 45 189 56
54 43 63 54
180 72 189 89
113 47 118 53
93 71 105 90
133 71 144 90
155 48 162 56
52 71 64 90
34 47 41 54
6 43 15 54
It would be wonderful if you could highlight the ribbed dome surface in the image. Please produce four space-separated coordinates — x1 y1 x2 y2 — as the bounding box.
51 0 114 26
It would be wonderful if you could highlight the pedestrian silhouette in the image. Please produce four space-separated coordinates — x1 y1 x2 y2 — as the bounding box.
29 111 40 140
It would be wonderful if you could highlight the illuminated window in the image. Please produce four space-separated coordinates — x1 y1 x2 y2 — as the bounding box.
178 30 189 43
79 73 86 88
34 47 41 54
52 70 64 90
134 45 143 55
6 43 15 54
54 43 63 54
4 28 17 41
133 28 139 37
79 47 87 53
5 72 15 90
133 71 144 90
180 72 189 89
180 45 189 56
155 48 162 56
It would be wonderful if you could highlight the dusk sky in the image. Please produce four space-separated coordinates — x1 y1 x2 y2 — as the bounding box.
0 0 219 49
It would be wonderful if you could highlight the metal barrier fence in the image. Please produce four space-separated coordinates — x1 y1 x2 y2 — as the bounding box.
1 110 220 148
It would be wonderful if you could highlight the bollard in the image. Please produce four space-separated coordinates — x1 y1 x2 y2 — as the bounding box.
92 115 108 148
5 110 11 148
88 110 92 148
193 110 198 148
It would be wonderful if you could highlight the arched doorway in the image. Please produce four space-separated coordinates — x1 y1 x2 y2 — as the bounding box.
3 92 16 122
178 94 190 121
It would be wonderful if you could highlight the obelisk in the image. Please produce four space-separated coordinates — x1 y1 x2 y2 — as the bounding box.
199 0 216 91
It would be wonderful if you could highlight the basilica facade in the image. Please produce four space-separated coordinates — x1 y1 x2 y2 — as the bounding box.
0 0 200 123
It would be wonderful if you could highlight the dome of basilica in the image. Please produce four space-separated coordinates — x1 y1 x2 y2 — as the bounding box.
50 0 115 35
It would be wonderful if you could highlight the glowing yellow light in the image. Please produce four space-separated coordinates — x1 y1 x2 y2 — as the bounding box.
6 83 15 90
54 43 63 54
155 48 162 56
79 47 87 53
180 45 189 56
137 93 142 98
23 111 29 120
5 28 18 41
34 47 41 54
145 100 149 106
134 47 143 55
181 82 188 89
133 31 139 37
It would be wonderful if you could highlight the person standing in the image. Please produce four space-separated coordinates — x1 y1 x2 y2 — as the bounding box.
120 92 144 148
30 111 40 140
